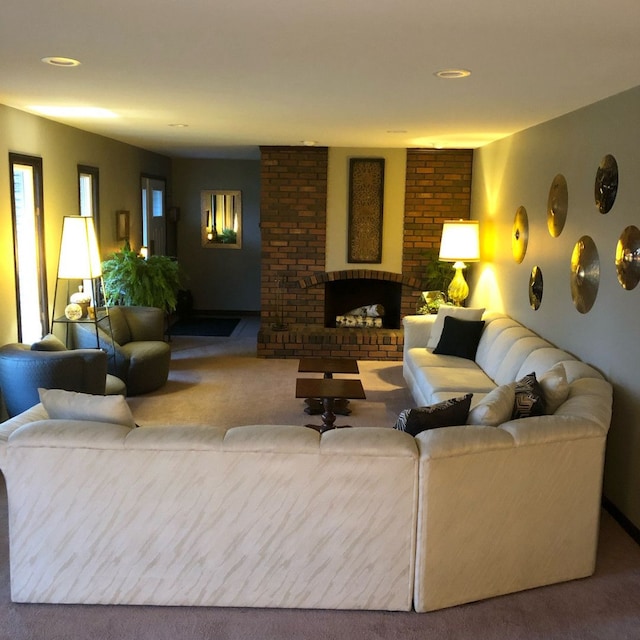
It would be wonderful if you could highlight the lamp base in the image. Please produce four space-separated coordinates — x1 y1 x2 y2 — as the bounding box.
447 261 469 306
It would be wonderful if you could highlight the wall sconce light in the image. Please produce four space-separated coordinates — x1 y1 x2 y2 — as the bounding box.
439 219 480 305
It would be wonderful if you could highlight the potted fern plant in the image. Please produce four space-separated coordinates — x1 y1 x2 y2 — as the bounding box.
417 248 453 314
101 242 183 312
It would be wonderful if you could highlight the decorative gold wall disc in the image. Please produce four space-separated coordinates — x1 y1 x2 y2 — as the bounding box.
512 206 528 263
594 154 618 214
547 173 568 237
529 266 543 310
615 225 640 290
570 235 600 314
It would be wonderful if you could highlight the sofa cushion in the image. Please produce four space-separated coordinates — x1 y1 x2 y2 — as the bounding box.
467 382 516 426
394 394 473 436
38 388 136 428
30 334 67 351
433 316 485 360
512 373 546 419
426 306 485 349
539 363 570 413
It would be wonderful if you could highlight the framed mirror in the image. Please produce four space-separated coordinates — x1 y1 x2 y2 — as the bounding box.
201 190 242 249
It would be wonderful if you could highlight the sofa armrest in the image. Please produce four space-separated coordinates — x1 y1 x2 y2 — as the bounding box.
402 315 436 353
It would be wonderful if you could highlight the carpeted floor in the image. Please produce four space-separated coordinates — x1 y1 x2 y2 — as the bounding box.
2 318 640 639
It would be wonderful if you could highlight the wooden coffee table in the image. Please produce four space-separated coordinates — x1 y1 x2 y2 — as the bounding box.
295 378 366 433
298 357 359 415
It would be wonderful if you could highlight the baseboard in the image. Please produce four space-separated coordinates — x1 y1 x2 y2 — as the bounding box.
602 496 640 546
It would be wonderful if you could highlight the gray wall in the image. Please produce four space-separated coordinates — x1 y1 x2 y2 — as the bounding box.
469 85 640 529
0 104 171 346
172 158 261 312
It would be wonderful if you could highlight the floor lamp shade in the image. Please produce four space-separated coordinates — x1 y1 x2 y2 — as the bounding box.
57 216 102 279
438 220 480 305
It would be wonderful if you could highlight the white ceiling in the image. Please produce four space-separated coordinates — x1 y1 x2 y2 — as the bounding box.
2 0 640 160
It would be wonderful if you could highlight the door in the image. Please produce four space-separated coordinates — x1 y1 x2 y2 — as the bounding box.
141 175 166 256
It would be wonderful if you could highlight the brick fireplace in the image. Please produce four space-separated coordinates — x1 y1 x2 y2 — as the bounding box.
257 146 473 360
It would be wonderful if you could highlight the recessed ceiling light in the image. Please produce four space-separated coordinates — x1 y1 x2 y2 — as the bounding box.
41 56 81 67
301 140 317 146
434 69 471 79
28 105 117 118
168 123 189 128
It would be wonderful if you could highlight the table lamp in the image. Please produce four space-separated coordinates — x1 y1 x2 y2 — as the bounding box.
438 220 480 305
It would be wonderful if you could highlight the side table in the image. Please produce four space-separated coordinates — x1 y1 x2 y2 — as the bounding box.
295 378 366 433
298 357 359 415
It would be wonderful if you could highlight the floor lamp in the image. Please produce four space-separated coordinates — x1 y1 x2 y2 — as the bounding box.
438 220 480 306
54 216 103 323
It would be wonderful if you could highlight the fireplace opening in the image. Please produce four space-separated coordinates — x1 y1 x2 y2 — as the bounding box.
324 279 402 329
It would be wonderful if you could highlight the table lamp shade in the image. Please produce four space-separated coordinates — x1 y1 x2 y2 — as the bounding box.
57 216 102 279
438 220 480 263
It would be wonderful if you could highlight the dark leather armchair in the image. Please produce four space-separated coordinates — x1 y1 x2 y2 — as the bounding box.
71 306 170 396
0 343 107 418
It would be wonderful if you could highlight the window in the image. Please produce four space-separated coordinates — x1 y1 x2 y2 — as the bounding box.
78 165 99 231
9 154 48 343
78 165 100 304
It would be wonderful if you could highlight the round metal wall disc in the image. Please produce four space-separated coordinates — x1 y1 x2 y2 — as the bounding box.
570 235 600 314
615 225 640 291
512 206 528 263
594 154 618 214
547 173 568 237
529 265 543 310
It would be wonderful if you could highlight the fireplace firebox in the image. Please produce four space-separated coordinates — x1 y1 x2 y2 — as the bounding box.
324 279 401 329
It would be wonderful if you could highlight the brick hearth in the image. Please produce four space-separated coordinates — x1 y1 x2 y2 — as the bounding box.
258 146 473 360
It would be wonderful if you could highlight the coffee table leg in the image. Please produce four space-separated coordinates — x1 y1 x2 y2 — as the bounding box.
321 397 337 432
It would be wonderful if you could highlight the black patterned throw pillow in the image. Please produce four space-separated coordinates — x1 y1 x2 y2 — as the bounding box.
394 394 473 436
512 372 546 419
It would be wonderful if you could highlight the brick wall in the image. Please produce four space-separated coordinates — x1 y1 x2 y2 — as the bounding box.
260 146 328 327
401 148 474 317
258 146 473 359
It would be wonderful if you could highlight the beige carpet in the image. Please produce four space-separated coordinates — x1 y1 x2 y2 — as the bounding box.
127 318 414 430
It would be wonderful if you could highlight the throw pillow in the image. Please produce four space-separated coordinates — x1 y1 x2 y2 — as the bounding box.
511 372 546 419
38 388 136 428
31 333 67 352
433 316 486 360
539 362 570 413
467 382 516 426
394 393 473 436
427 306 485 349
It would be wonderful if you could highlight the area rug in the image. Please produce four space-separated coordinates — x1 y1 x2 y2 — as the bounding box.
168 316 240 337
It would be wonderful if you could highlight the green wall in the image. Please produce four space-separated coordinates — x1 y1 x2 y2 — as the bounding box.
172 158 261 312
469 85 640 529
0 104 171 346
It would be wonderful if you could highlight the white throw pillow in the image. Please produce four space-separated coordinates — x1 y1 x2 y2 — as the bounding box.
539 363 570 414
427 306 486 350
38 388 136 428
467 382 516 426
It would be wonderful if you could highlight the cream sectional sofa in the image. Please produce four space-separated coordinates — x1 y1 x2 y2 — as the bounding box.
403 310 613 611
0 311 612 612
1 413 418 611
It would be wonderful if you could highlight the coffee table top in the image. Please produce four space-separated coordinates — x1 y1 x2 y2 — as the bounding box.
298 357 359 375
296 378 366 400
